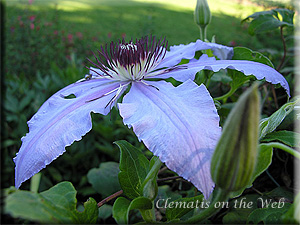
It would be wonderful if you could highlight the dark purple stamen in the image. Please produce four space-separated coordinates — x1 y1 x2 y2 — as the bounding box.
88 36 168 80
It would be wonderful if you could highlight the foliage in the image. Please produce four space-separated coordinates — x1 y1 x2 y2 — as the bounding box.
242 8 294 35
2 0 298 224
5 3 89 79
5 182 98 224
87 162 121 197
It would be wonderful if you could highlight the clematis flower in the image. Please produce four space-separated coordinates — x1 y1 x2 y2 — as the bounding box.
14 36 290 199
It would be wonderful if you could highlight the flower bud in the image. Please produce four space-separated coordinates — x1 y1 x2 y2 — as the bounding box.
210 83 260 192
194 0 212 29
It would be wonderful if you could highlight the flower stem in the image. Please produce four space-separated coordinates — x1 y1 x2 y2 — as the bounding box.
276 26 287 72
139 157 162 223
97 190 123 207
157 176 182 182
214 87 236 101
30 172 41 193
199 26 207 41
260 142 300 159
182 188 230 224
266 169 281 187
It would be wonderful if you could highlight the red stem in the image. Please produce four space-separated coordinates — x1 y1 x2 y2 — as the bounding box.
97 190 123 208
276 26 287 72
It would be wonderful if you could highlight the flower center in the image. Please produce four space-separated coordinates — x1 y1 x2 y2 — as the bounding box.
88 36 168 81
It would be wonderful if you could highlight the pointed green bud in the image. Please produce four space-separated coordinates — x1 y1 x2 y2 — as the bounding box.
194 0 211 40
211 83 260 192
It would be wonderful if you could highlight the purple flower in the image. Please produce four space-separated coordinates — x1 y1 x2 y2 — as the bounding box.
14 36 289 199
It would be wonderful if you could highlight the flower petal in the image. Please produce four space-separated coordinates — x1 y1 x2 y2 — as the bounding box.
157 40 210 69
14 79 126 188
205 42 234 60
157 40 233 69
155 55 290 96
118 80 221 199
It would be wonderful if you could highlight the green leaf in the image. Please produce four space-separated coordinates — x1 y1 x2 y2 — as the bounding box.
223 209 250 224
129 196 153 210
98 204 112 221
232 47 274 67
259 101 297 139
281 204 299 224
226 187 294 224
223 194 260 224
5 181 98 224
87 162 121 197
227 47 274 92
281 191 300 224
115 140 150 199
243 9 294 35
251 144 273 184
265 186 294 200
226 188 293 224
247 15 290 35
245 9 294 24
227 70 250 91
165 195 204 221
156 185 182 203
247 203 291 224
75 198 98 224
112 196 153 224
261 130 299 147
210 70 232 83
112 197 131 224
274 9 294 25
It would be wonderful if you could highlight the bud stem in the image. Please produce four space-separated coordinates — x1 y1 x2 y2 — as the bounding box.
182 188 230 224
214 87 237 101
199 26 207 41
260 142 300 159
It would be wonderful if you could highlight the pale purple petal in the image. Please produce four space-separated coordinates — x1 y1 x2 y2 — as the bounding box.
206 42 234 60
118 80 221 199
14 79 127 188
157 40 211 69
156 39 233 69
154 55 290 96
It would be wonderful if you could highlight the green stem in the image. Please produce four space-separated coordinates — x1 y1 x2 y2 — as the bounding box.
204 70 214 87
182 188 230 224
30 172 41 193
139 157 162 223
260 142 300 159
266 169 281 187
214 87 236 101
157 175 181 182
199 26 207 41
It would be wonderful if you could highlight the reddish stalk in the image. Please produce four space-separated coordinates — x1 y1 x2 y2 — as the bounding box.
97 190 123 208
